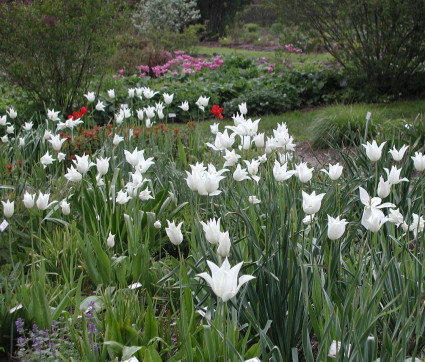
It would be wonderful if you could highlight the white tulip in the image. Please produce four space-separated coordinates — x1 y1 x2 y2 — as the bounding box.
165 220 183 246
200 218 221 245
60 200 71 215
377 176 391 199
412 152 425 172
84 92 96 103
2 199 14 218
388 144 409 161
197 258 255 302
321 163 343 181
107 232 115 248
217 231 231 257
327 215 348 240
36 192 55 211
23 192 36 209
96 156 110 176
362 140 386 162
302 190 325 215
107 89 115 99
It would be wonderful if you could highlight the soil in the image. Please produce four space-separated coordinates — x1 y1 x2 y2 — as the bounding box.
295 141 344 167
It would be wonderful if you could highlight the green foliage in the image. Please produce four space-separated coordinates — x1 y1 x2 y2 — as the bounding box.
0 0 120 113
293 0 425 96
309 101 425 148
122 55 347 120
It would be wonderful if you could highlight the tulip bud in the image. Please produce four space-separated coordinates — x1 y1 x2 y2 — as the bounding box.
59 200 70 215
107 232 115 248
377 176 391 199
217 231 231 257
327 215 348 240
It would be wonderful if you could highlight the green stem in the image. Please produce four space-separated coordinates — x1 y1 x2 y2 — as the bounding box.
8 223 14 269
222 300 227 362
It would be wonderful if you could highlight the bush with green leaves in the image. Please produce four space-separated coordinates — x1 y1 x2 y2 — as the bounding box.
0 0 120 113
290 0 425 97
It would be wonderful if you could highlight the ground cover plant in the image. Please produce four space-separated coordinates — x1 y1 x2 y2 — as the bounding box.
0 83 425 361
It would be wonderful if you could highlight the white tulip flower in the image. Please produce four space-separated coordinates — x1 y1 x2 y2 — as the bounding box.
295 162 313 183
200 218 221 245
64 166 82 182
40 151 55 168
321 163 343 181
2 199 14 218
412 152 425 172
23 192 36 209
96 156 110 176
197 258 255 302
327 215 348 240
388 144 409 161
107 89 115 99
107 232 115 248
165 220 183 246
7 108 17 119
377 176 391 199
362 140 386 162
217 231 231 257
302 190 325 215
47 109 60 122
178 101 189 111
163 93 174 105
84 92 95 102
36 192 56 211
60 199 71 215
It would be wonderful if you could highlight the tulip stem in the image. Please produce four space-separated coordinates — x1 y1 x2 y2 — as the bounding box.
222 300 227 362
374 163 378 195
30 213 34 268
8 224 14 269
327 241 332 293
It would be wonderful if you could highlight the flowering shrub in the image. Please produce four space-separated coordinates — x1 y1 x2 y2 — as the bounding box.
132 0 201 33
135 51 224 78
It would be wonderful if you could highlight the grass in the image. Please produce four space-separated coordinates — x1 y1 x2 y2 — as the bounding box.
193 46 334 68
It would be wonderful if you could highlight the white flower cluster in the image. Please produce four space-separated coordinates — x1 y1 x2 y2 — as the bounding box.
133 0 201 33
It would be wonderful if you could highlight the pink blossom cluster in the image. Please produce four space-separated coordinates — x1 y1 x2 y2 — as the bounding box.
284 44 303 54
136 51 225 78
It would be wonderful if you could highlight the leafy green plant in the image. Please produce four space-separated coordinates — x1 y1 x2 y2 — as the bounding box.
0 0 120 113
293 0 425 96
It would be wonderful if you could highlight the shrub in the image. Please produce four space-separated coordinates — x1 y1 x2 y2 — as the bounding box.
0 0 120 113
244 23 259 33
309 104 402 148
293 0 425 96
